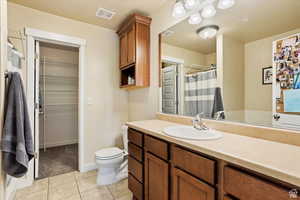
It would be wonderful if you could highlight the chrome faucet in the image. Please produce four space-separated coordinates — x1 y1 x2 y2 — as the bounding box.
192 113 209 131
215 111 225 120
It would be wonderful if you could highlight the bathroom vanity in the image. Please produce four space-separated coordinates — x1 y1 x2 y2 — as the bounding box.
126 119 300 200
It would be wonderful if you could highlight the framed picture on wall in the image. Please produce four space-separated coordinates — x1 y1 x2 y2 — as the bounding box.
262 66 273 85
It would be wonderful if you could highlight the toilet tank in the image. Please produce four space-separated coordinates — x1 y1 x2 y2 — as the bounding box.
122 125 128 151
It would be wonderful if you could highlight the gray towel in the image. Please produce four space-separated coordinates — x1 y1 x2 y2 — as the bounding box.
1 72 34 178
211 87 225 119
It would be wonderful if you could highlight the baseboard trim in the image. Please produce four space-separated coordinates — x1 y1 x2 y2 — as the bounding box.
81 163 97 173
39 139 78 149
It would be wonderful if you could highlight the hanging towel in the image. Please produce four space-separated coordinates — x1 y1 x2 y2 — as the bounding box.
211 87 225 119
1 72 34 178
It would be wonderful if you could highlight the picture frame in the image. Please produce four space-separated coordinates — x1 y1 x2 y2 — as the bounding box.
262 66 273 85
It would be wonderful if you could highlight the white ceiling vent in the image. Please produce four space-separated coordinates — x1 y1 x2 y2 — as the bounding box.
161 30 175 37
96 8 115 20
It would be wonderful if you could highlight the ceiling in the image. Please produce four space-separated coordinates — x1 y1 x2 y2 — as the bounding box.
162 0 300 54
8 0 170 30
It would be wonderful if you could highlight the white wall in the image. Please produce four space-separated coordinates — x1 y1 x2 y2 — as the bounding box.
8 3 129 169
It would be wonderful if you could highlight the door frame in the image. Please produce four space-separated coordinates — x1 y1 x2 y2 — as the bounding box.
24 28 86 185
160 56 184 115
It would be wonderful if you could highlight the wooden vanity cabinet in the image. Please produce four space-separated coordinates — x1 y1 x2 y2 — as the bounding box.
224 167 291 200
144 152 169 200
172 168 215 200
127 128 299 200
117 14 151 89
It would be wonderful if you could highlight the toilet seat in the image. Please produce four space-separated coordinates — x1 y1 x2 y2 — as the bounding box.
95 147 123 160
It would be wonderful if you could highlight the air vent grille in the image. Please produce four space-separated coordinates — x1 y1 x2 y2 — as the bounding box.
96 8 115 20
161 30 175 37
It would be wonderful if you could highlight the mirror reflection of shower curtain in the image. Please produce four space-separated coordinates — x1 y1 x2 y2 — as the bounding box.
184 70 220 118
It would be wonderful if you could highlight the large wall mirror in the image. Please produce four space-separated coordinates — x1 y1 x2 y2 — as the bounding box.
159 0 300 130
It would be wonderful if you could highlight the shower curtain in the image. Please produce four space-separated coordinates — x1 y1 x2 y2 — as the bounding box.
184 70 223 118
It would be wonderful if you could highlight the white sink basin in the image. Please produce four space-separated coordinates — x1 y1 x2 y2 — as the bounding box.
163 125 223 141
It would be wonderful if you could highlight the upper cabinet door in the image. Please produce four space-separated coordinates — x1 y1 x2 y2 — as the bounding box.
172 168 215 200
127 25 136 66
120 33 128 68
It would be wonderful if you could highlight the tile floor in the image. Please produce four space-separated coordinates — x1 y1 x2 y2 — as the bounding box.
15 171 132 200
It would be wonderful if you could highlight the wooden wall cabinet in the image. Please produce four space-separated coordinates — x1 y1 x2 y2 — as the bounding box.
117 14 151 89
127 128 299 200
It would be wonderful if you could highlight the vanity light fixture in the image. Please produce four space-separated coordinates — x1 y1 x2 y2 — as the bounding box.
188 12 202 24
184 0 200 10
217 0 235 9
197 25 219 39
172 0 186 18
201 4 216 18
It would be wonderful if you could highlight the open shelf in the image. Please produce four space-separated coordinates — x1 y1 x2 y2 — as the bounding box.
120 65 136 87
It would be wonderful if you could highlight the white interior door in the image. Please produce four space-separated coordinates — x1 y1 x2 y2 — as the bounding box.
34 41 40 178
272 34 300 131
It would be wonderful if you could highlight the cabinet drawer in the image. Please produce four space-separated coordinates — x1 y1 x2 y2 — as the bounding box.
128 128 143 147
172 146 216 185
128 156 143 182
224 167 290 200
128 142 143 162
129 174 143 200
145 135 168 160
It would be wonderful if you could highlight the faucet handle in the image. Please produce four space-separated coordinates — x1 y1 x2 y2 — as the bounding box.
215 111 225 120
195 112 204 121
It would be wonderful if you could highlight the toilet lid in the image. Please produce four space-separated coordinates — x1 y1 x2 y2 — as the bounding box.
95 147 123 159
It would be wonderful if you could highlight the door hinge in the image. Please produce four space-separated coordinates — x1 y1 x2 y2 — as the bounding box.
35 52 39 60
34 152 38 159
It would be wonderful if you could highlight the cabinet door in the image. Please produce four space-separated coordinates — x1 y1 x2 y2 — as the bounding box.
172 168 215 200
127 25 136 65
144 152 168 200
120 33 128 68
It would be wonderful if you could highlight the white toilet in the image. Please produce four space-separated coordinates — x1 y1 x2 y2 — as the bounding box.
95 126 128 186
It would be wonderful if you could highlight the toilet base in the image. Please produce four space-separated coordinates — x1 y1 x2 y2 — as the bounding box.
96 159 128 186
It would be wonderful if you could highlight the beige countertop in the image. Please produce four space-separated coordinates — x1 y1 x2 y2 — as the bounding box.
126 119 300 187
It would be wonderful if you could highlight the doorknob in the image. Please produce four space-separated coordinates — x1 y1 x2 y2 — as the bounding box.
273 114 281 121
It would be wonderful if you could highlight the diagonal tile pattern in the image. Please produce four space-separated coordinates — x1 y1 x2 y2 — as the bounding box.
15 171 132 200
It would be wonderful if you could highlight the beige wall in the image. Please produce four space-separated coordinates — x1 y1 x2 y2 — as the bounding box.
205 52 216 66
222 35 245 112
8 2 129 168
244 28 300 112
161 42 205 66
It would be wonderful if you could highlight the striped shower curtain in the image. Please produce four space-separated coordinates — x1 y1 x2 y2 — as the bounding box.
184 70 222 118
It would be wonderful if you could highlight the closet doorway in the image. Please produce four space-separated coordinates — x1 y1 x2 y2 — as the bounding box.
25 28 86 183
37 42 79 179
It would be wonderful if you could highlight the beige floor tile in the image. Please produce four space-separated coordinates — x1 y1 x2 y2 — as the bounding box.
81 186 113 200
15 178 48 198
75 170 97 180
48 181 80 200
115 193 133 200
77 174 98 193
15 190 47 200
49 172 76 187
107 179 131 199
